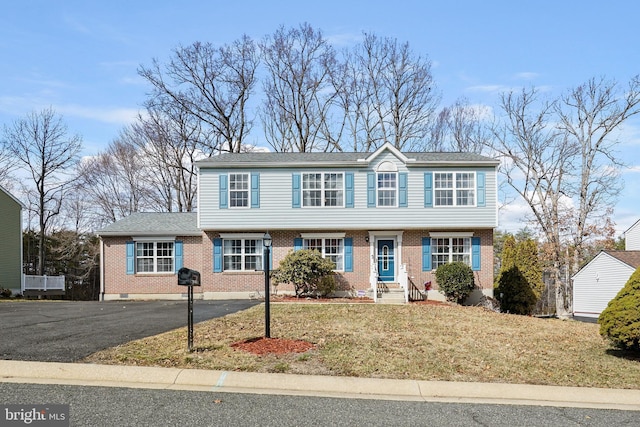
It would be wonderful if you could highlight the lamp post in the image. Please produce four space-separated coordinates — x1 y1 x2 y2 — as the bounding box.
263 232 272 338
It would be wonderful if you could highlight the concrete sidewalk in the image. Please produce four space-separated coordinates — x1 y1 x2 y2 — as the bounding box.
1 360 639 411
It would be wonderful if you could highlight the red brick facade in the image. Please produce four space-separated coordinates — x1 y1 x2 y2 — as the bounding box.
101 229 493 301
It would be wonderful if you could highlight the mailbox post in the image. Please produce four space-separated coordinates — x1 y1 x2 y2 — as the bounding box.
178 267 201 352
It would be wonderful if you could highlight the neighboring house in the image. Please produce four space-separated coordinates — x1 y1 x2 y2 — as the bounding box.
572 220 640 319
98 143 500 302
0 185 24 296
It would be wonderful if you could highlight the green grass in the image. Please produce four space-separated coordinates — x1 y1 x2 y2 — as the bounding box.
83 303 640 389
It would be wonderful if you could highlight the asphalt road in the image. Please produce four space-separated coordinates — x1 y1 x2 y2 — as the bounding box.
1 383 637 427
0 300 259 362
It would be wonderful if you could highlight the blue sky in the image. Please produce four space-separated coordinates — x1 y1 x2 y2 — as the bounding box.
1 1 639 235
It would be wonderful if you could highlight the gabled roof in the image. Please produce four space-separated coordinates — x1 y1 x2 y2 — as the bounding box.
0 184 25 209
196 143 499 169
605 250 640 269
625 218 640 235
97 212 200 237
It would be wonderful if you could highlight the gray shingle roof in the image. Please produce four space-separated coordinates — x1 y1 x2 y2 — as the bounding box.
196 150 498 168
97 212 200 237
605 250 640 269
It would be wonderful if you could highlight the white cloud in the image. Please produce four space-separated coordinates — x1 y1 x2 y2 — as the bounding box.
466 84 509 94
513 72 539 80
58 105 140 125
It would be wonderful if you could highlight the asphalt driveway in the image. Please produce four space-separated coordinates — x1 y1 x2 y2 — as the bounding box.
0 300 259 362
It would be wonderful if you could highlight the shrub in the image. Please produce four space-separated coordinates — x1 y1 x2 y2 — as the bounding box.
495 267 537 315
599 267 640 351
271 249 336 297
0 288 12 298
435 262 475 304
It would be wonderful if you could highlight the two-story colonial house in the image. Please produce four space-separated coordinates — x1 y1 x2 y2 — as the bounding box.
98 143 499 302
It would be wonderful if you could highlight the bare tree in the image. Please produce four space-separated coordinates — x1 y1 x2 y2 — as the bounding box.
129 104 206 212
77 139 151 226
3 107 82 275
337 33 440 152
555 76 640 274
260 23 339 152
139 36 259 153
433 98 491 153
489 76 640 315
490 88 579 316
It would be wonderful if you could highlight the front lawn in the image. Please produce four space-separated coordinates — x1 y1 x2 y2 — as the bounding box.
83 303 640 389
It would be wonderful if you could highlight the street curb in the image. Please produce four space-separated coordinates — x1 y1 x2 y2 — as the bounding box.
1 360 640 410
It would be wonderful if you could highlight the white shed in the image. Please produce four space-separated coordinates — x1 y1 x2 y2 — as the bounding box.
626 219 640 250
572 250 640 319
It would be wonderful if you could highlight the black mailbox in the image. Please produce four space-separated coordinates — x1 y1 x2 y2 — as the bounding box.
178 268 201 286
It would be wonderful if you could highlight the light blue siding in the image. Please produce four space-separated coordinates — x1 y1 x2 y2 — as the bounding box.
198 166 497 231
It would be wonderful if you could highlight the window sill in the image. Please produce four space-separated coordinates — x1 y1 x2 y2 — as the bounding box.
221 270 265 275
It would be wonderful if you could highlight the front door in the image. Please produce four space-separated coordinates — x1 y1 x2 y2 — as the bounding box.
377 239 395 282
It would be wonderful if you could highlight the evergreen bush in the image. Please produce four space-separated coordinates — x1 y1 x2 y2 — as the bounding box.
435 262 475 304
271 249 336 297
599 267 640 351
495 267 537 315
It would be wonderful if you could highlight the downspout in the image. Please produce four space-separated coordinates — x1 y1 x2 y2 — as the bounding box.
99 237 105 301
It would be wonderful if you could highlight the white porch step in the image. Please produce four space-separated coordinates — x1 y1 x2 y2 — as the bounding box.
376 285 406 304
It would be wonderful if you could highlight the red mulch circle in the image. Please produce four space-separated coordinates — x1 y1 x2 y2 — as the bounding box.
231 337 315 355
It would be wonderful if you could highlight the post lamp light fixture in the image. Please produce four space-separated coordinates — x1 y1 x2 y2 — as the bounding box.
263 232 272 338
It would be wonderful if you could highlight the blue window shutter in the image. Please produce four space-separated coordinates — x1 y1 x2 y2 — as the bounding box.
344 237 353 272
213 238 223 272
219 174 228 209
399 172 408 207
422 237 432 271
126 241 135 275
294 238 303 251
174 241 183 272
251 172 260 208
424 172 433 208
472 237 481 271
477 172 486 207
292 174 301 208
367 172 376 207
345 172 354 208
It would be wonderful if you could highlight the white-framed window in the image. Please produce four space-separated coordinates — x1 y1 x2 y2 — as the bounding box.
434 172 475 206
223 238 263 271
135 241 174 273
431 237 471 269
302 172 344 207
303 238 344 271
229 173 249 208
377 172 397 207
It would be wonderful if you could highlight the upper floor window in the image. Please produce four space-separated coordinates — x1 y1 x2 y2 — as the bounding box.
303 238 344 271
135 241 174 273
434 172 475 206
377 172 397 207
229 173 249 207
303 173 344 207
